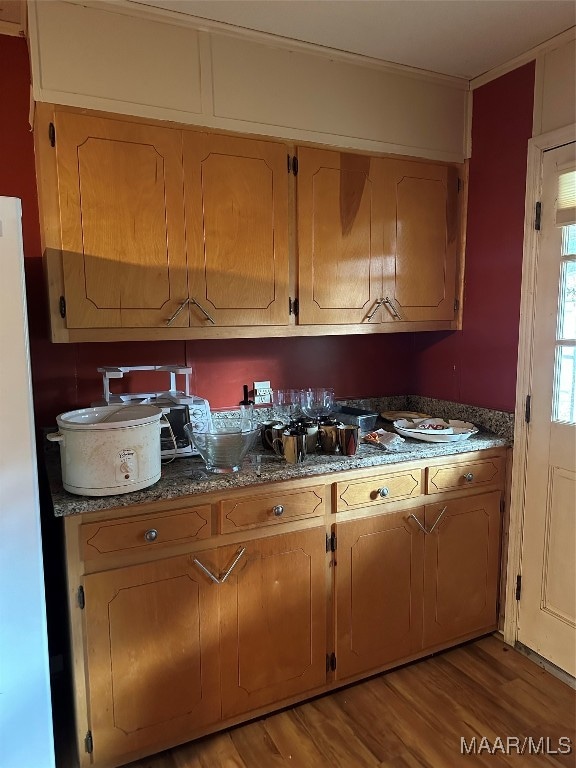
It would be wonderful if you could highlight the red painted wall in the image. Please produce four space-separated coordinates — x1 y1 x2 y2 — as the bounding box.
3 36 535 422
2 35 412 427
412 63 536 412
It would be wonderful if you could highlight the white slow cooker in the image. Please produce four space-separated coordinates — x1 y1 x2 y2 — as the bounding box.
48 405 165 496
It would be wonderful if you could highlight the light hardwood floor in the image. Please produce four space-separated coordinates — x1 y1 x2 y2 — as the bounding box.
54 636 575 768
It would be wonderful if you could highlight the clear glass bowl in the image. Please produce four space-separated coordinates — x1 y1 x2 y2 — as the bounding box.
184 414 259 473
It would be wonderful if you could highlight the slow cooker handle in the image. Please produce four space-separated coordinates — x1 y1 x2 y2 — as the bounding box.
46 431 63 443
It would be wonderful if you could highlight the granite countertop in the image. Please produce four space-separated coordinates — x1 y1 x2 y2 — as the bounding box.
46 424 510 517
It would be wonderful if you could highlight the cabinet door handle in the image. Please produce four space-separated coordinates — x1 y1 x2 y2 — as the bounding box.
463 472 474 482
192 547 246 584
220 547 246 583
427 506 448 534
366 298 385 322
192 557 221 584
383 297 402 320
408 513 427 534
143 528 158 543
190 297 216 325
166 298 190 326
377 487 389 498
272 505 284 517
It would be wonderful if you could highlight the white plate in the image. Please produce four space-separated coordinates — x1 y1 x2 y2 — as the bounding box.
380 410 430 422
393 419 478 443
395 417 453 434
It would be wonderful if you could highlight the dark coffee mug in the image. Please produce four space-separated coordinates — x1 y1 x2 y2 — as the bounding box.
337 424 360 456
260 419 284 451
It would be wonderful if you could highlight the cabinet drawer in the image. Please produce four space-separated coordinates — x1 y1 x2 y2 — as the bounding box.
219 486 325 533
426 458 505 494
335 469 423 511
80 505 212 560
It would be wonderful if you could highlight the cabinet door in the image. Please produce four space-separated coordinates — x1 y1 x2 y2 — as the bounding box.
379 158 459 322
297 146 382 324
219 527 327 718
423 491 502 648
84 552 220 765
335 508 425 680
183 132 290 326
55 112 189 328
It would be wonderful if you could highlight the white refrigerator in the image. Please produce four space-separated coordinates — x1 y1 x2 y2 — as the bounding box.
0 197 55 767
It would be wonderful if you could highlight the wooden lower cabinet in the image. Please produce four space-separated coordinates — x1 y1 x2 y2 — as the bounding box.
83 550 221 766
334 490 502 682
219 527 328 718
422 491 502 647
68 454 506 767
334 508 426 679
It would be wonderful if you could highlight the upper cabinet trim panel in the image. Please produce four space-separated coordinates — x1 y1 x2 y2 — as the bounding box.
28 0 468 163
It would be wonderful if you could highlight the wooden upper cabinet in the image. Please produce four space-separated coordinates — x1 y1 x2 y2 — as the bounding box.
379 159 459 323
183 132 290 326
296 146 460 326
53 112 189 329
297 146 382 324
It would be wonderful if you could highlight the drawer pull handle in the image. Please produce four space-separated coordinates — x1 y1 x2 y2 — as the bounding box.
272 505 284 517
144 528 158 543
377 487 390 498
464 472 474 482
193 547 246 585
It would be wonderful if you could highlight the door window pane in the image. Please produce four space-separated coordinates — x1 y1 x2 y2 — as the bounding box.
554 345 576 423
557 260 576 340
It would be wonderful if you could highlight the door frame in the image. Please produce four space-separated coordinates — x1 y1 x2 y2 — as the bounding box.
504 123 576 645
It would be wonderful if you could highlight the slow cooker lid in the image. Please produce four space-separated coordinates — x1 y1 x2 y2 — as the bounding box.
57 405 163 429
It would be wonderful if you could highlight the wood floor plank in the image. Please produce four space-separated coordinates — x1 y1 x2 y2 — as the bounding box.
57 638 575 768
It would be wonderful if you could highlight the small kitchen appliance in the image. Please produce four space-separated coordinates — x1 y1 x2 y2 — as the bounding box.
47 404 166 496
93 366 211 457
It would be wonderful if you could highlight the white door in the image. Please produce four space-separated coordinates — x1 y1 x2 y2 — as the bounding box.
517 141 576 676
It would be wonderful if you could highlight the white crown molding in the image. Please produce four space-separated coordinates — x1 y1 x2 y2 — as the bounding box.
67 0 468 90
470 26 576 90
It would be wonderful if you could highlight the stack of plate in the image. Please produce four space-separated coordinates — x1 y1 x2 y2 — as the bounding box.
392 417 478 443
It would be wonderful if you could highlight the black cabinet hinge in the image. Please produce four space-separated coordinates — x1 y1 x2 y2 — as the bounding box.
326 532 337 552
535 202 542 231
454 298 459 312
59 295 66 319
85 731 93 754
287 153 291 173
329 652 336 671
525 394 531 424
289 297 299 316
515 575 522 601
77 586 85 610
48 122 56 148
457 177 463 193
291 155 298 176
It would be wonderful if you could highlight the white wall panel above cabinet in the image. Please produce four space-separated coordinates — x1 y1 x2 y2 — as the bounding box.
28 0 468 162
210 35 468 161
29 0 203 117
